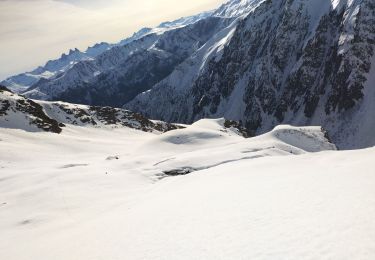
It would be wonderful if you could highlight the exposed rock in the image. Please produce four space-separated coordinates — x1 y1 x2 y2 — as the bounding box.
0 87 183 134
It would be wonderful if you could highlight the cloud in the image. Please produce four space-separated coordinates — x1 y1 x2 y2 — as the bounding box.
0 0 224 80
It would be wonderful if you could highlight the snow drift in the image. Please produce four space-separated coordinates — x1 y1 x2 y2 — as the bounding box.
1 113 373 260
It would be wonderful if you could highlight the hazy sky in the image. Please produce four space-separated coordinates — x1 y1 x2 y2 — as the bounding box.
0 0 225 80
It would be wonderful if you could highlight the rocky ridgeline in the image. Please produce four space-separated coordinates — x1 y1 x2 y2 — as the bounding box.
48 102 183 133
1 87 249 136
0 86 64 133
0 86 182 134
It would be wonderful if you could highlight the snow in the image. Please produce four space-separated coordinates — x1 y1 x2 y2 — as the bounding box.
337 0 361 54
0 0 374 257
158 11 213 29
214 0 266 18
1 118 374 259
126 17 237 116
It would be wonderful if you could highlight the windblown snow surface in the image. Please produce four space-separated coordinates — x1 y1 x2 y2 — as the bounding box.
0 119 374 259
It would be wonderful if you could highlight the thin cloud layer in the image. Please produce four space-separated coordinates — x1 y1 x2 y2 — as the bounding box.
0 0 224 80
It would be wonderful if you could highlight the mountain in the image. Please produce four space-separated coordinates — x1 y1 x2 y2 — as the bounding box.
2 0 374 149
0 45 111 93
24 17 232 107
1 0 260 105
126 0 375 149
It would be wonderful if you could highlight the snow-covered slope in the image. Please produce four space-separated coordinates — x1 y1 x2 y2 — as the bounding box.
213 0 265 17
127 0 375 149
0 86 181 134
1 112 375 260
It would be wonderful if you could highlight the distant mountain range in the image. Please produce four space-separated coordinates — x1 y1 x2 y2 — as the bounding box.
1 0 374 149
1 10 213 93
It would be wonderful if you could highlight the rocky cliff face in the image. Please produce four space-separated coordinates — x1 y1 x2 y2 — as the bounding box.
127 0 375 149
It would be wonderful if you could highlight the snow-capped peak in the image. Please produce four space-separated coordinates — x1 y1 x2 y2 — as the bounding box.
213 0 266 18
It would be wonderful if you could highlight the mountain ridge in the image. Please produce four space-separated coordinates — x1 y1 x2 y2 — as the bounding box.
0 86 183 134
0 10 214 92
